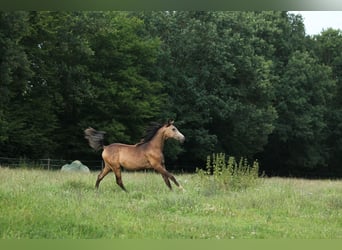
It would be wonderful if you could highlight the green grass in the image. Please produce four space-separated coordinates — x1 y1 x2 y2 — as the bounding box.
0 167 342 239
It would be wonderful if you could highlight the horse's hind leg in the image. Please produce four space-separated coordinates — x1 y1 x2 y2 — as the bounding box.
113 165 127 192
95 163 111 189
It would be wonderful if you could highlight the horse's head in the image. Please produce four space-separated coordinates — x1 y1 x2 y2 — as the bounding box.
164 120 185 143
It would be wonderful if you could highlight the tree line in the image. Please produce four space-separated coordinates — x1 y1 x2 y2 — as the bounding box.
1 11 341 177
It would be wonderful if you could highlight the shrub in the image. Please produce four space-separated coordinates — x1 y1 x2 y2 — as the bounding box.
196 153 262 193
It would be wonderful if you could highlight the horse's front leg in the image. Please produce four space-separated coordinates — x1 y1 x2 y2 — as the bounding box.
161 174 172 190
154 164 184 191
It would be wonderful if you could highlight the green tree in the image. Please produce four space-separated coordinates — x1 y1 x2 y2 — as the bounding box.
139 11 278 166
83 12 164 144
40 11 165 159
0 11 40 157
313 29 342 174
263 51 335 174
1 11 165 160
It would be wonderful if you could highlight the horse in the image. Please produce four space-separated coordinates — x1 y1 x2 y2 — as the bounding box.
84 120 185 192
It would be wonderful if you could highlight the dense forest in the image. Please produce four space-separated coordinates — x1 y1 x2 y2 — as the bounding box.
1 11 342 177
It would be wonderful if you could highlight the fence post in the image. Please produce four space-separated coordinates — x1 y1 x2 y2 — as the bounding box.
47 158 50 170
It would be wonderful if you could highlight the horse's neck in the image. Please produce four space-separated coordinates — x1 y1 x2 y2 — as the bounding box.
149 129 166 151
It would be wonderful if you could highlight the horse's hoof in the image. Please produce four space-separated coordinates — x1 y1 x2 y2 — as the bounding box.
179 185 186 192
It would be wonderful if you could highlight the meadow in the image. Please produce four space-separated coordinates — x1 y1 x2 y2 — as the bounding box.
0 166 342 239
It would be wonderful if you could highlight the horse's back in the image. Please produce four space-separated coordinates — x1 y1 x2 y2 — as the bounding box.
102 142 151 170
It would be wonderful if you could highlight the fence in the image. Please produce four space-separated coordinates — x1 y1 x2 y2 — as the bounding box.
0 157 103 171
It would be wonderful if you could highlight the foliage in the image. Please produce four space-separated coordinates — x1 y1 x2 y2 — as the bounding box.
196 153 261 193
312 29 342 174
0 11 164 159
139 11 278 163
0 11 342 176
261 50 336 174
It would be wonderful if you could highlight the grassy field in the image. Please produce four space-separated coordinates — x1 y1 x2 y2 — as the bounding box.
0 167 342 239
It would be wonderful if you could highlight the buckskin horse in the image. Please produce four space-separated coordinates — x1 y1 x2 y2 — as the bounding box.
84 120 185 192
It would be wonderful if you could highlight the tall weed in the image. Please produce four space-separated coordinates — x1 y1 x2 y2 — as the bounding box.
197 153 261 194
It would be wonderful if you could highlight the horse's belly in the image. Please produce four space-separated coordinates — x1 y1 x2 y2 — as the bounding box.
119 155 151 170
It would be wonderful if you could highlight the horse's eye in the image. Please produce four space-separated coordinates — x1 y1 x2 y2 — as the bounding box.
172 128 176 131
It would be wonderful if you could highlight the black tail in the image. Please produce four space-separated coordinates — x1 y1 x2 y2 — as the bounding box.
84 127 106 151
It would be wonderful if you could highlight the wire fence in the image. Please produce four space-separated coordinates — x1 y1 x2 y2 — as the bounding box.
0 156 103 171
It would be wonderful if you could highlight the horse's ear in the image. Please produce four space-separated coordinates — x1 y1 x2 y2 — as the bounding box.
167 119 174 126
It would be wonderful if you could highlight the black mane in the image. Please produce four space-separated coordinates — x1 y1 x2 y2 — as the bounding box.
137 122 164 145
